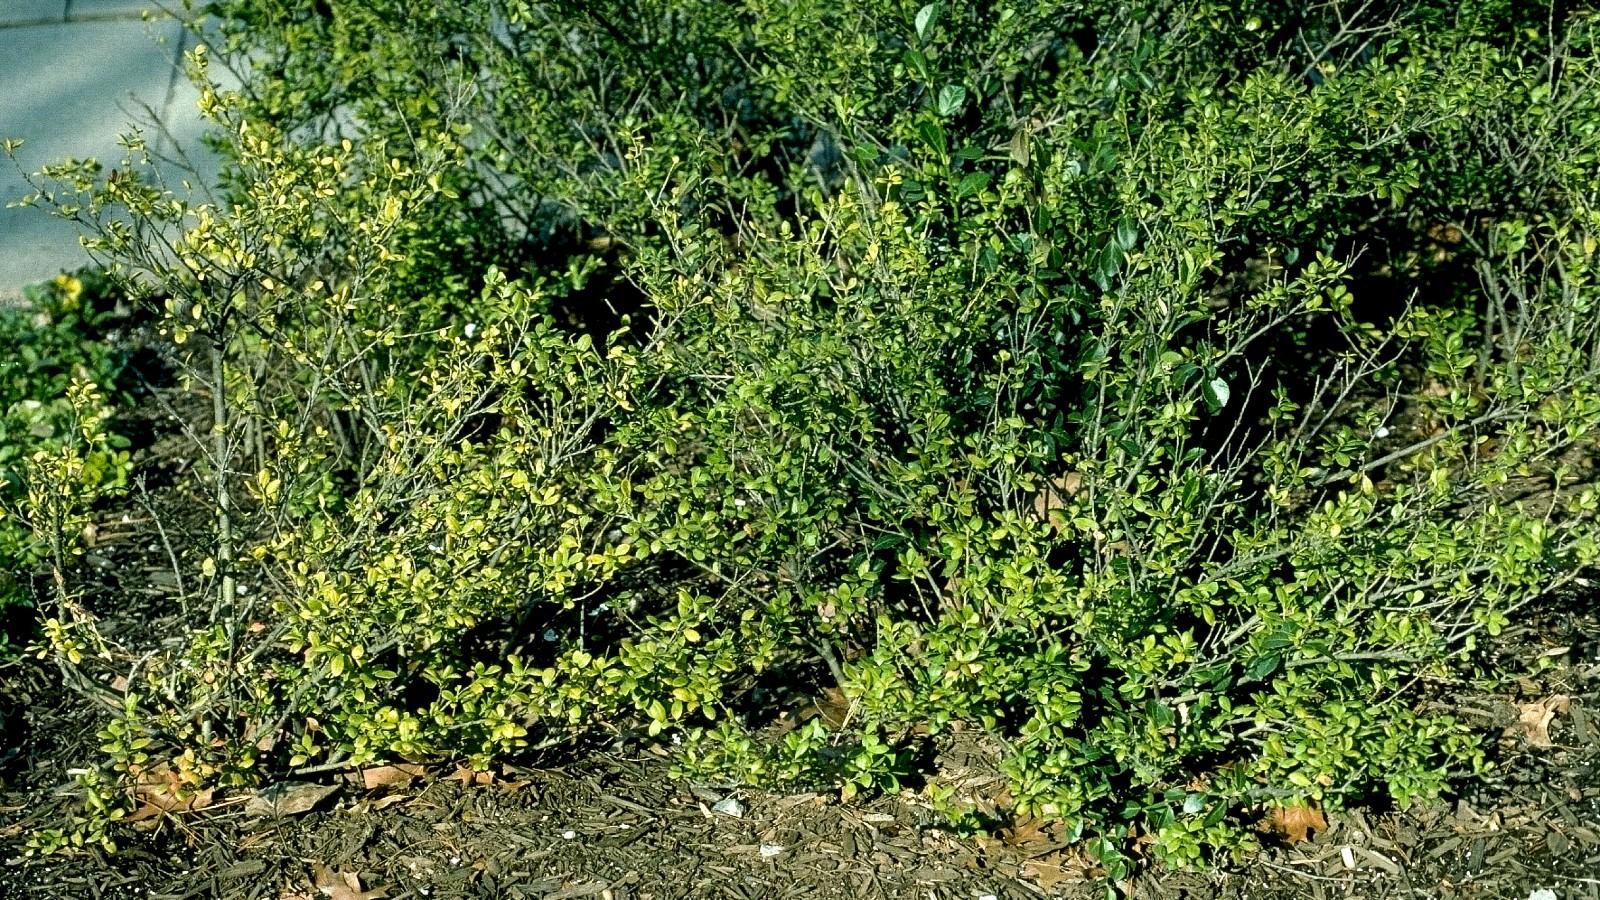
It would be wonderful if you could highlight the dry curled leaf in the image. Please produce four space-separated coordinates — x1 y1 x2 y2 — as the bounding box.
358 763 426 790
246 781 339 817
1021 848 1097 888
1000 815 1054 850
453 764 495 786
1259 803 1328 845
313 863 390 900
124 767 217 824
1031 472 1084 520
353 794 411 813
1509 695 1571 748
125 787 216 825
1426 222 1465 245
803 687 853 730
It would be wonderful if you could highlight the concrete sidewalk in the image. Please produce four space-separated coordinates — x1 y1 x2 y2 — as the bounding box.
1 1 219 294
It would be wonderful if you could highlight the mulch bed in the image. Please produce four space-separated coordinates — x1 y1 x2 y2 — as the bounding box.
2 708 1597 900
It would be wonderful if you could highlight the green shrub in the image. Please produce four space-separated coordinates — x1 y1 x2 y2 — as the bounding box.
26 0 1600 872
0 271 131 651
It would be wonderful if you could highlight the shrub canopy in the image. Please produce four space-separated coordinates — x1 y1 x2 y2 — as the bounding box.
24 0 1600 870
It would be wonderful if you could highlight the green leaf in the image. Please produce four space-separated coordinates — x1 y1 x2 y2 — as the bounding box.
936 84 966 118
956 172 991 198
914 3 939 42
1203 378 1231 411
1114 219 1138 251
1245 653 1279 681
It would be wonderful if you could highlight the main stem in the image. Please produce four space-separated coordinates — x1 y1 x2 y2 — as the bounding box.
210 338 236 635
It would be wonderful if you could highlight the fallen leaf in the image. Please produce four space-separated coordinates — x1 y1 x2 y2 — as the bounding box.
453 764 494 786
1021 848 1096 888
313 863 390 900
1129 824 1157 856
1030 472 1084 520
804 687 853 730
352 794 411 813
1426 223 1465 245
1259 804 1328 845
1509 695 1571 748
126 785 216 823
124 766 217 824
358 764 426 790
1001 815 1054 850
246 781 339 817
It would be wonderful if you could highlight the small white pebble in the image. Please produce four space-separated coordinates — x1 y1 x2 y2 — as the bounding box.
1374 426 1390 439
1527 890 1558 900
979 894 998 900
561 830 577 840
464 322 477 339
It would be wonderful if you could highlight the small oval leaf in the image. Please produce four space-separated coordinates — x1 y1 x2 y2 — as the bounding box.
914 3 938 42
1204 377 1231 410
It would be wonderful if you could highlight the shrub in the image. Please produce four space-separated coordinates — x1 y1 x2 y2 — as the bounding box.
25 0 1600 872
0 271 131 652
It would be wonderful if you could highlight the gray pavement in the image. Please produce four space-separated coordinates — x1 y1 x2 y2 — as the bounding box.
1 1 218 294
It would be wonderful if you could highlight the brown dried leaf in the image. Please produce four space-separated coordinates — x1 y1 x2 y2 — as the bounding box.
1001 815 1053 849
350 794 412 814
246 781 339 817
359 764 426 790
1510 695 1571 748
127 785 215 822
125 767 216 824
1022 848 1096 888
453 764 494 786
1426 223 1465 245
1260 804 1328 845
808 687 853 730
1030 472 1084 520
313 863 390 900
